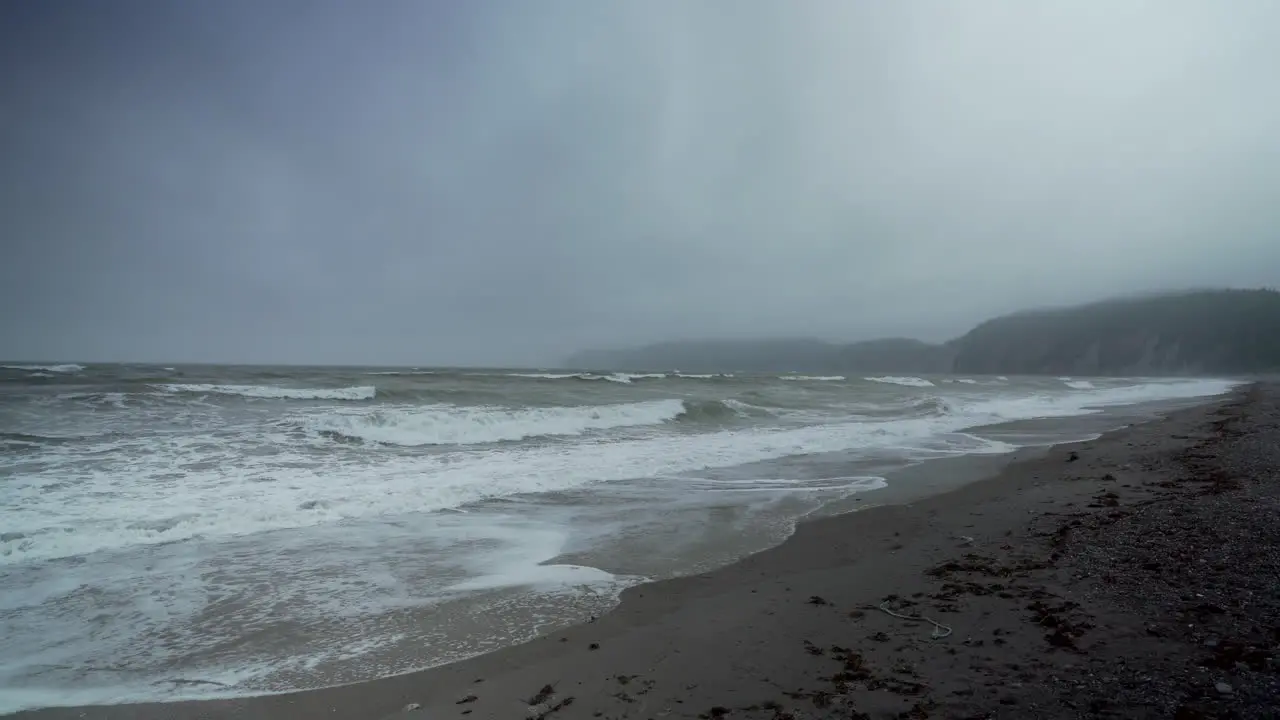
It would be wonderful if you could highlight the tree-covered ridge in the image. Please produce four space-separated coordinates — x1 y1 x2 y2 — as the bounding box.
950 289 1280 375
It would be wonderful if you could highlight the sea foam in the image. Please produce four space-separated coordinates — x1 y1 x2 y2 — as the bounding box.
305 399 685 446
157 384 377 401
865 376 936 387
1 377 1239 565
2 364 84 373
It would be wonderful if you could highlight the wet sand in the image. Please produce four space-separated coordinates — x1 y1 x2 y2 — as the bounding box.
15 383 1279 719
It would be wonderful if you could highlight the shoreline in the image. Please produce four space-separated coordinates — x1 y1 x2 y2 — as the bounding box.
13 384 1272 719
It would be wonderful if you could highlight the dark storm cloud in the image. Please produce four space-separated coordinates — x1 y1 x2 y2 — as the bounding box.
3 1 1279 365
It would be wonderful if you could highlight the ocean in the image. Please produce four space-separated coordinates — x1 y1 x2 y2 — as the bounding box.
0 363 1240 712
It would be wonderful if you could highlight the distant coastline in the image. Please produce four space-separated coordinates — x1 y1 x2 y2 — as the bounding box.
566 288 1280 376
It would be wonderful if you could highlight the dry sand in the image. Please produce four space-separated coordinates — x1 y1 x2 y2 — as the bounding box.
14 383 1279 719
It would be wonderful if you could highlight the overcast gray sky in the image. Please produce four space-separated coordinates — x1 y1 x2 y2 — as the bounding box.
3 1 1278 366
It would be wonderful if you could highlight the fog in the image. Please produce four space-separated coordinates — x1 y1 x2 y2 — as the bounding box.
3 1 1278 365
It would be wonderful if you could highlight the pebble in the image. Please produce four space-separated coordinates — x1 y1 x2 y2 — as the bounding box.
1216 682 1233 695
403 702 422 712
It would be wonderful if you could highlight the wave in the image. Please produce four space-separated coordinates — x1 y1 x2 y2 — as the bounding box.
1 378 1240 568
848 395 954 420
865 376 935 388
614 373 678 382
305 399 685 446
673 399 757 424
158 384 377 401
512 372 667 384
1062 379 1096 390
909 396 954 416
508 372 582 380
1 432 60 447
58 392 131 409
1 430 110 447
508 372 732 383
2 363 84 373
675 373 732 379
779 375 845 382
365 370 436 376
577 372 665 384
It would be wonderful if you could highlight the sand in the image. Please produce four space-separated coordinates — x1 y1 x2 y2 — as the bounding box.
13 382 1279 719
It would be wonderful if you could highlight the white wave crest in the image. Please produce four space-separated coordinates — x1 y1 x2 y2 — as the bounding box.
511 372 666 384
674 373 734 379
509 372 582 380
158 384 377 401
3 364 84 373
865 376 935 387
365 370 435 376
779 375 846 381
306 399 685 446
57 392 130 409
1062 379 1096 390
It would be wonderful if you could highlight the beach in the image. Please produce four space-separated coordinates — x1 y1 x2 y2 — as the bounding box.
9 380 1276 719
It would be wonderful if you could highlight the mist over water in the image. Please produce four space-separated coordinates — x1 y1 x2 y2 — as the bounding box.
0 362 1239 711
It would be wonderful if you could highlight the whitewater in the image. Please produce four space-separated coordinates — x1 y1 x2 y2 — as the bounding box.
0 363 1240 713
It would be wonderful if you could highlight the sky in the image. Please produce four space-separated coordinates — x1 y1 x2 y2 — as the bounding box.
2 1 1279 366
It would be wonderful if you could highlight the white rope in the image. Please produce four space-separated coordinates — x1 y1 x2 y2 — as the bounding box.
876 601 953 639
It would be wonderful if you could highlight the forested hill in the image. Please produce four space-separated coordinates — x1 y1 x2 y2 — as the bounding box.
564 289 1280 375
949 289 1280 375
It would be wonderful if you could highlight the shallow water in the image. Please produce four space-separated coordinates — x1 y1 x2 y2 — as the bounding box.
0 363 1239 711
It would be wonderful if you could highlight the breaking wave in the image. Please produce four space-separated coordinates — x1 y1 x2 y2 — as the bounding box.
673 399 755 424
779 375 846 382
57 392 132 409
365 370 435 376
509 372 732 383
848 395 953 420
509 372 668 384
2 364 84 374
865 376 935 388
305 399 687 446
1062 379 1096 390
158 384 377 401
674 372 735 379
